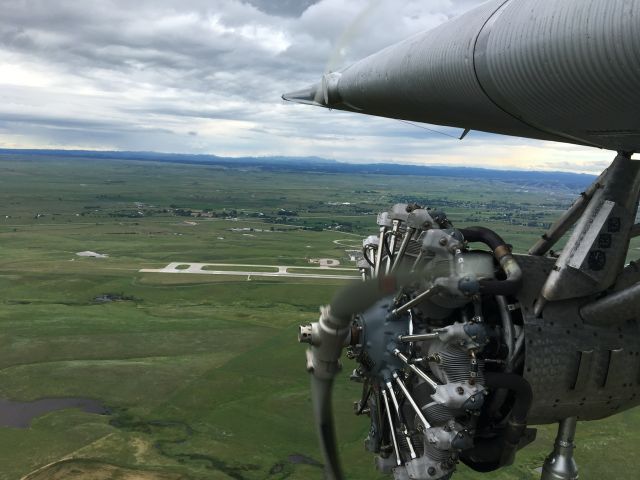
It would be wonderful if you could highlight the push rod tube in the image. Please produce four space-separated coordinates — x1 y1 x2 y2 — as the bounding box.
386 381 417 459
391 227 416 273
393 349 439 390
382 388 403 466
386 221 400 274
375 227 387 276
389 286 439 319
393 372 431 430
398 333 439 343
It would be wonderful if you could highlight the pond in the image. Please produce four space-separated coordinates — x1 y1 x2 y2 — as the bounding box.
0 397 108 428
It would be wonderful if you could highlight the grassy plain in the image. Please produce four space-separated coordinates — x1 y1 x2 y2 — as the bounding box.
0 153 638 480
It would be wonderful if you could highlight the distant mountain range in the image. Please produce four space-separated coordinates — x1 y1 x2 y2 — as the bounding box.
0 148 596 190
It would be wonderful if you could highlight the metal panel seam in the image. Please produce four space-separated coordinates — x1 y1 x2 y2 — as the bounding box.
471 0 600 148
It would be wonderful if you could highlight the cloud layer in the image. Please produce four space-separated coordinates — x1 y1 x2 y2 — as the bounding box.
0 0 614 172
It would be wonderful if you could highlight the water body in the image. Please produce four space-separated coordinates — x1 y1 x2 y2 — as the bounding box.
0 397 108 428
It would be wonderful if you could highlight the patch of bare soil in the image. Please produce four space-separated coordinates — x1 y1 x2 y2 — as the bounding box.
23 459 189 480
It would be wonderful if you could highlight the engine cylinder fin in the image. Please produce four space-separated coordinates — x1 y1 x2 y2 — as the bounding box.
423 402 457 425
424 441 452 462
406 239 423 257
433 344 486 385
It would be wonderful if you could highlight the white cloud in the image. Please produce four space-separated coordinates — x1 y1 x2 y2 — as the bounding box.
0 0 614 172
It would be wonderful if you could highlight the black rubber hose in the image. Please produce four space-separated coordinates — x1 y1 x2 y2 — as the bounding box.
363 249 375 268
459 227 523 295
383 233 394 259
484 372 533 424
459 226 506 251
461 372 533 472
478 278 522 296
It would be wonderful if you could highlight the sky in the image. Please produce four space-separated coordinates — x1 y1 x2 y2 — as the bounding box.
0 0 617 173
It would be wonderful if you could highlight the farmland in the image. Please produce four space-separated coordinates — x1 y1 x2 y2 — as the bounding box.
0 152 638 480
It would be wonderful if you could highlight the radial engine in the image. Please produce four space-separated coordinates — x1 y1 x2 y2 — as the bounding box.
300 189 640 479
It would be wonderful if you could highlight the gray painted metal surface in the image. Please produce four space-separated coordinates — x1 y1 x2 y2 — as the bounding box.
540 417 579 480
581 281 640 325
515 255 640 425
476 0 640 151
540 154 640 301
284 0 640 153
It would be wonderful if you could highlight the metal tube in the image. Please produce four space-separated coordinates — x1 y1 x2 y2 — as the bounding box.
389 286 438 318
514 328 525 359
385 381 417 460
408 310 414 336
529 169 607 256
398 333 439 343
393 349 439 390
541 417 579 480
381 388 402 466
410 251 423 272
391 227 416 273
487 301 519 414
496 296 515 371
386 221 400 274
393 372 431 430
375 226 386 276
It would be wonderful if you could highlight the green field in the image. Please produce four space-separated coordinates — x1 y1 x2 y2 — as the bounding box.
0 154 638 480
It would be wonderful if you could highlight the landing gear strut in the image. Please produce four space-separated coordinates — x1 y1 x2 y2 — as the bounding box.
541 417 579 480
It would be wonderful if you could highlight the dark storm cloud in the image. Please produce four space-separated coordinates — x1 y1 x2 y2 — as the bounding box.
243 0 321 17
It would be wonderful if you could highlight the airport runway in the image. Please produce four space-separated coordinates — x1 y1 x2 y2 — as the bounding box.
140 262 361 280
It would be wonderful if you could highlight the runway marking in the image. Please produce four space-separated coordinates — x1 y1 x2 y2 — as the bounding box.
140 262 360 280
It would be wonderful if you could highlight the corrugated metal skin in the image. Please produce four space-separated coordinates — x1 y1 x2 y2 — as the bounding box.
476 0 640 151
321 0 640 151
335 0 563 143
